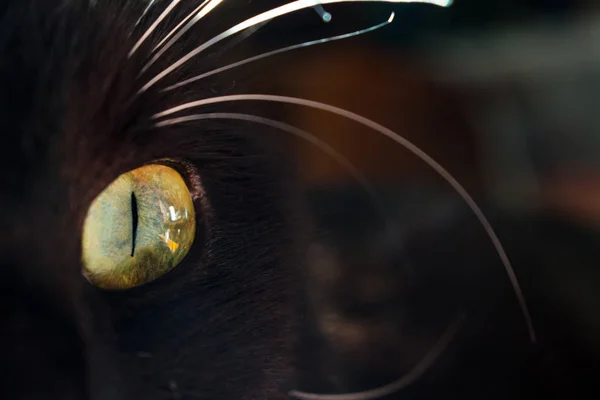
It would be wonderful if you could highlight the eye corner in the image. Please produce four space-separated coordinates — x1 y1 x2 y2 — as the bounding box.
148 158 205 202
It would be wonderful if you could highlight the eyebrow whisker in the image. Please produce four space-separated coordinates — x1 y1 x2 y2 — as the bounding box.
162 12 394 92
139 0 451 93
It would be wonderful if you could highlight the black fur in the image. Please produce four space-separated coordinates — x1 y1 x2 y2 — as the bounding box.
3 1 600 400
0 1 301 399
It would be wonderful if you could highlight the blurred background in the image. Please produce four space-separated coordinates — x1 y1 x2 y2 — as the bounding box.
237 1 600 398
247 0 600 213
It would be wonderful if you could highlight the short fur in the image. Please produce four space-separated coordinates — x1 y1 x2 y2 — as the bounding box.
0 1 301 399
3 1 600 400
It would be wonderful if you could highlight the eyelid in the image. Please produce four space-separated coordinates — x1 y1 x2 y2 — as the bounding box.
149 158 205 201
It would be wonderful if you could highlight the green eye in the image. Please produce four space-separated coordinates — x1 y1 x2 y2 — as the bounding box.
82 164 196 290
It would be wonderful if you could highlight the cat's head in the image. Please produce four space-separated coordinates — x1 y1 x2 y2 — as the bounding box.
0 1 303 399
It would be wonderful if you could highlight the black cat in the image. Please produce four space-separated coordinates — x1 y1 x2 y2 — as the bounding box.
2 1 600 400
0 1 302 399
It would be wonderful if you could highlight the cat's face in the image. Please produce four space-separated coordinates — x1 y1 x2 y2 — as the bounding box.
0 1 301 399
11 1 600 399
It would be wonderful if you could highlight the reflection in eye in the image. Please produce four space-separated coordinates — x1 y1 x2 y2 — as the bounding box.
82 164 196 290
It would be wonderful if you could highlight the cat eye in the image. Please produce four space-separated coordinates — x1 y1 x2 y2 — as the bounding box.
82 164 196 290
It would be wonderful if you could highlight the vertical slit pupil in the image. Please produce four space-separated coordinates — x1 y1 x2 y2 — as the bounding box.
131 192 139 257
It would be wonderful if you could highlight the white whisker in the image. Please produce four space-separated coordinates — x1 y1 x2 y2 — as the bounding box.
211 20 270 58
134 0 158 28
289 312 466 400
129 0 182 58
314 4 333 22
163 12 394 92
152 0 211 53
141 0 224 74
139 0 452 93
152 94 537 343
155 113 380 206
